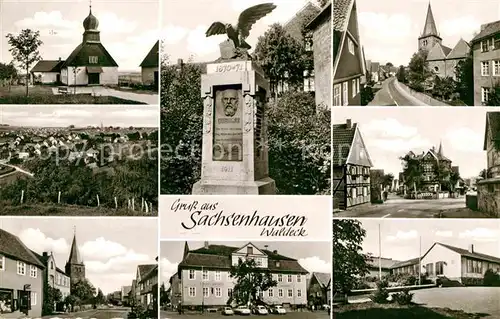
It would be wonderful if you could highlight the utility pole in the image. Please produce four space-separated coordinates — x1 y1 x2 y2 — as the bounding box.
418 236 422 286
378 223 382 281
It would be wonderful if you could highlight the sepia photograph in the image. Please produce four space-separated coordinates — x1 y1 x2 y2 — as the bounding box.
0 106 158 216
159 240 331 319
0 217 158 319
334 218 500 318
0 0 159 104
332 107 500 218
161 0 331 195
333 0 500 106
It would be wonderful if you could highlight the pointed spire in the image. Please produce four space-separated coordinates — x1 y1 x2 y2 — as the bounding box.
183 241 190 259
421 2 440 37
438 140 443 156
68 228 83 265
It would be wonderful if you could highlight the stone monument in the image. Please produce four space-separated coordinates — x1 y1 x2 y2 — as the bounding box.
192 3 277 195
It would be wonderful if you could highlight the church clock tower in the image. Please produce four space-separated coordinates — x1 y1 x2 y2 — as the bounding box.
418 2 442 53
65 228 86 289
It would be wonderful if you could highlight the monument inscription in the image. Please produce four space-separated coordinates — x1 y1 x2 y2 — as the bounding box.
213 87 243 161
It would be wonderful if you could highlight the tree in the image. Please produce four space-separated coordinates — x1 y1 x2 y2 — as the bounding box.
407 50 432 91
71 279 96 304
95 289 105 305
42 286 62 315
382 173 394 190
433 161 451 192
385 62 394 67
333 219 370 300
253 23 308 98
455 54 474 105
400 154 423 192
6 29 43 96
479 169 488 179
396 65 406 83
229 258 277 306
160 283 169 305
486 86 500 106
64 295 78 312
432 76 455 100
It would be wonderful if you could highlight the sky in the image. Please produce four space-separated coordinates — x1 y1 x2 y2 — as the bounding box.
357 219 500 263
333 107 492 179
0 0 159 72
357 0 500 66
0 217 157 295
162 0 320 62
160 241 331 287
0 106 158 127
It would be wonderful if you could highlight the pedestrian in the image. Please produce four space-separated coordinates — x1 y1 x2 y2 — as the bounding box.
328 306 331 316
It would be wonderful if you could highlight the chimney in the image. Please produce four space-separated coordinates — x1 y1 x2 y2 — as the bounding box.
346 119 352 129
58 57 61 61
42 252 48 257
273 250 277 254
204 241 209 249
469 244 474 253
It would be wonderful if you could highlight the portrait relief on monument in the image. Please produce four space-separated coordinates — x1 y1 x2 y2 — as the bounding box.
213 85 244 162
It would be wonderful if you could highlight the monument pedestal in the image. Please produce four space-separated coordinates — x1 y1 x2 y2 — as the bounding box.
192 55 276 195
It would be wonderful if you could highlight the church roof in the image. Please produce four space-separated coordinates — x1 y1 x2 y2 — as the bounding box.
62 42 118 67
140 41 159 68
471 20 500 43
446 38 470 59
426 42 451 61
420 3 441 39
31 60 65 73
68 234 83 265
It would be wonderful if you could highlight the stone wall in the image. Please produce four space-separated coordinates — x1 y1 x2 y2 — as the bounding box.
396 81 451 106
312 13 331 109
477 178 500 217
466 194 478 210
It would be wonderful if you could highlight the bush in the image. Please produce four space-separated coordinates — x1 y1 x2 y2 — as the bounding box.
370 280 389 304
484 269 500 286
392 289 414 305
360 85 374 105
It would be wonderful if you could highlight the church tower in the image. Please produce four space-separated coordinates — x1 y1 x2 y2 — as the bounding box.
65 228 86 288
418 2 442 53
82 1 100 43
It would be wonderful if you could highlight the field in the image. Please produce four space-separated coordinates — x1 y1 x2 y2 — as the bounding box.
0 202 157 216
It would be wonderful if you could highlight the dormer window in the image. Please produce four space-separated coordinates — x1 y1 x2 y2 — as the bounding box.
276 261 280 268
89 56 98 64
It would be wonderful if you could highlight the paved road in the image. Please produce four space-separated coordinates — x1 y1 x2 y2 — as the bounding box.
412 287 500 318
1 163 34 177
43 308 130 319
334 196 486 218
51 87 158 104
368 77 425 106
161 310 329 319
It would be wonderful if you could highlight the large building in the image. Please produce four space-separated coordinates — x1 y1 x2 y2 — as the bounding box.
30 4 118 86
418 3 469 80
170 242 309 309
391 243 500 286
470 20 500 106
333 0 366 106
0 228 44 318
140 41 159 88
332 119 373 211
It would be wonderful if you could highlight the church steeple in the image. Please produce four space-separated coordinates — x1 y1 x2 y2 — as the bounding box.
418 2 442 52
438 140 443 156
183 241 190 259
65 227 86 288
68 229 83 265
82 0 100 43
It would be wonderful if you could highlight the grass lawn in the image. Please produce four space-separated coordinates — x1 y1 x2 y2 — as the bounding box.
0 85 146 104
334 302 489 319
0 202 157 216
0 171 27 185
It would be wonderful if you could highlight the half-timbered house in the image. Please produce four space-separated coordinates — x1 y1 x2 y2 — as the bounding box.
332 119 373 210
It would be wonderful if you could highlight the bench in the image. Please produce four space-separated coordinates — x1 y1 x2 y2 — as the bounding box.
58 86 69 94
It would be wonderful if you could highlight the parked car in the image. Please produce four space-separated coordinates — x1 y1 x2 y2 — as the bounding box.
222 306 234 315
271 305 286 314
234 306 251 315
252 305 268 315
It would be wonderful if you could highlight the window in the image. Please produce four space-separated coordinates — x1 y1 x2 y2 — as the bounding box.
342 82 348 106
189 269 195 280
50 261 54 270
278 289 283 297
287 289 293 298
351 80 356 97
203 287 209 297
256 258 262 267
297 275 301 282
348 38 355 54
287 274 292 282
363 187 368 197
493 60 500 76
247 246 253 255
297 289 302 297
435 261 444 275
215 287 222 297
89 56 98 64
0 255 4 271
228 288 233 297
17 261 26 275
215 271 221 281
425 263 434 276
482 40 489 52
202 269 208 281
423 40 428 46
30 265 37 278
482 61 490 76
434 66 439 72
482 87 491 103
277 274 283 282
356 78 360 93
268 289 273 297
31 292 37 306
189 287 196 297
495 38 500 50
352 187 357 198
333 84 341 106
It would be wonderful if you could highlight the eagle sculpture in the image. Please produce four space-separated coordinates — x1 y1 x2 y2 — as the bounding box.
205 3 277 51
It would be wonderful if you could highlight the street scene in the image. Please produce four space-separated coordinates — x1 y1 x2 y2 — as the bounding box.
159 241 331 318
0 217 157 319
0 106 158 216
334 0 500 106
0 0 159 104
332 107 500 218
334 218 500 318
161 0 331 195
